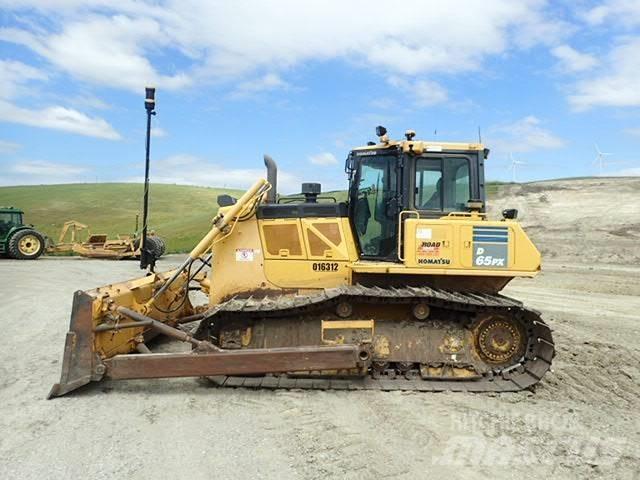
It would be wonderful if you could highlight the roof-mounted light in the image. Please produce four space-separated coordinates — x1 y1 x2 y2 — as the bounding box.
375 125 389 144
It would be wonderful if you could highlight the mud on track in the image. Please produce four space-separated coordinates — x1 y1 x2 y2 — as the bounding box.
0 256 639 479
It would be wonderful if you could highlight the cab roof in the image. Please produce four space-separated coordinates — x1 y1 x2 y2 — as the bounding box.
352 139 486 155
0 206 23 213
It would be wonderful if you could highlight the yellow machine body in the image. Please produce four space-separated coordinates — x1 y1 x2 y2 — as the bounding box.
208 209 541 304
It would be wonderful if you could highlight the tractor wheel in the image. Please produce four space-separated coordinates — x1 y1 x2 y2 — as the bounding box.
144 236 165 260
154 237 166 257
8 229 45 260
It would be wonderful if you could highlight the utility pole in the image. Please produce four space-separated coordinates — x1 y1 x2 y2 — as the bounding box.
140 86 156 272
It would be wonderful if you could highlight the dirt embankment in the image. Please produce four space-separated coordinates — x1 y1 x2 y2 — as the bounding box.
489 177 640 265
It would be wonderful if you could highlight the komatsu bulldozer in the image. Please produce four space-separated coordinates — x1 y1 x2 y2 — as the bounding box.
49 126 554 398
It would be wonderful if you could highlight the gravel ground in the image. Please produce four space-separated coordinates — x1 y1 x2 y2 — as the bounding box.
1 255 638 479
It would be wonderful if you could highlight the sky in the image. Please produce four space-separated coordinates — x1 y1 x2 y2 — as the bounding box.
1 0 640 192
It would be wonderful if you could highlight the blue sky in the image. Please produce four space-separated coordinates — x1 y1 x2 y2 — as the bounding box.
1 0 639 192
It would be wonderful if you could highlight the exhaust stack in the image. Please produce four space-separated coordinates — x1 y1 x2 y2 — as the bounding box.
263 154 277 203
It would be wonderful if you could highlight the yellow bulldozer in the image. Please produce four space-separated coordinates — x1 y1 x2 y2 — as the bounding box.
49 126 554 398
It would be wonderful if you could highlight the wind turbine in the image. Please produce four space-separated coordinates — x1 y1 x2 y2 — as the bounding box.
507 153 527 183
594 144 614 176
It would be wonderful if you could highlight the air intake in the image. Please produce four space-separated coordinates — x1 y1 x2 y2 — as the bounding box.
301 183 321 203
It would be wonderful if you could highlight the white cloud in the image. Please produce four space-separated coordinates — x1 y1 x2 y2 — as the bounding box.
184 1 562 77
568 38 640 110
0 1 114 8
131 153 300 192
489 116 565 153
70 94 111 110
11 160 86 176
551 44 598 72
0 60 47 99
0 159 89 185
309 152 338 166
0 140 21 154
0 101 121 139
0 1 564 91
0 16 191 92
513 10 572 48
151 127 167 138
583 0 640 27
387 76 448 106
0 59 121 139
231 73 289 98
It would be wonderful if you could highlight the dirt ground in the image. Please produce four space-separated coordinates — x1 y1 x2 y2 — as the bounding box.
0 254 638 480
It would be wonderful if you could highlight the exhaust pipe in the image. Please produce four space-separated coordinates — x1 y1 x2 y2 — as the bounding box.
263 154 277 203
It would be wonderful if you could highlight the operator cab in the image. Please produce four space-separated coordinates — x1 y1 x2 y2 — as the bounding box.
347 127 487 261
0 207 24 237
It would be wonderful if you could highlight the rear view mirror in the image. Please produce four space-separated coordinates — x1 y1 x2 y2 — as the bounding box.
217 194 237 207
375 125 387 137
502 208 518 220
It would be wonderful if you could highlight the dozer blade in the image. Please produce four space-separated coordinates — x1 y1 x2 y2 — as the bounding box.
47 291 94 398
48 270 369 398
48 291 98 398
48 268 195 398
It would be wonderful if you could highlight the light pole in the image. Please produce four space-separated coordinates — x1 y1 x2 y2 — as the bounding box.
140 86 156 271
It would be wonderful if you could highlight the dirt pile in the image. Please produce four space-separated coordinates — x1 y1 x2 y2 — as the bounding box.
489 177 640 264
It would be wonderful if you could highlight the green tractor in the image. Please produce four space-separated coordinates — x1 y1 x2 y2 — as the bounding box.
0 206 46 260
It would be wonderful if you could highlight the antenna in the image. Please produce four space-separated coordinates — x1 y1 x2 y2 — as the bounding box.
507 152 527 183
478 126 482 143
593 143 614 176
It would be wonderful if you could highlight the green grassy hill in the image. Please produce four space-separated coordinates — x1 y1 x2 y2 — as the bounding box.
0 183 242 253
0 181 506 253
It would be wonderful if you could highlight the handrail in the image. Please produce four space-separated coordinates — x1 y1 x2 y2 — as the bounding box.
397 210 420 262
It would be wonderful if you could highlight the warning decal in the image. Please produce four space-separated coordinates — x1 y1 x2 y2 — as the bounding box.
235 248 255 262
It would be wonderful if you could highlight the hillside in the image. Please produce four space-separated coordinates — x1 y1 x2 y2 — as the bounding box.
1 178 637 260
488 177 640 265
0 183 242 253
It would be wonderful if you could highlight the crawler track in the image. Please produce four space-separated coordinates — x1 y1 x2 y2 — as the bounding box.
196 285 555 392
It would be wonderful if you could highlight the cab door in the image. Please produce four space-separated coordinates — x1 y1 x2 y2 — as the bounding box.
351 153 401 260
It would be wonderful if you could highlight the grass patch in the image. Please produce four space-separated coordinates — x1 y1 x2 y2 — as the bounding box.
0 183 242 253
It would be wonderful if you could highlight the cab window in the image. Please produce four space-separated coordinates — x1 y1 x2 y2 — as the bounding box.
415 157 470 211
353 155 398 258
0 212 20 235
